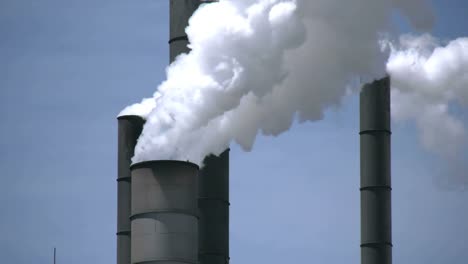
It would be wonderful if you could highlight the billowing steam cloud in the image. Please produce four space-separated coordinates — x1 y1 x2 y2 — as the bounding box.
386 35 468 158
386 35 468 189
120 0 466 167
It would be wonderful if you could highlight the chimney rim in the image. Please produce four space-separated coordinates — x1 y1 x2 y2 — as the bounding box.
130 160 200 171
360 75 391 93
117 114 145 122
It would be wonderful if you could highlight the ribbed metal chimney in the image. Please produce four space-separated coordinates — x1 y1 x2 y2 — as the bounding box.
168 1 230 263
130 160 199 264
199 149 230 264
359 77 392 264
117 115 145 264
169 0 200 63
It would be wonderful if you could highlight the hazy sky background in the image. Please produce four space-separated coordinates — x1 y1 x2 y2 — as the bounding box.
1 0 467 263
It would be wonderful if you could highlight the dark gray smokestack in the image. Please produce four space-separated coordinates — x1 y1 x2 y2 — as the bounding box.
169 0 200 63
198 149 230 264
130 160 199 264
359 77 392 264
117 115 145 264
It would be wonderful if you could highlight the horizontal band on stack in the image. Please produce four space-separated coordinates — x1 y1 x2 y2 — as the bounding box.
360 185 392 191
134 258 197 264
116 176 131 182
169 35 188 44
359 129 392 135
360 242 393 248
116 230 131 236
130 210 199 220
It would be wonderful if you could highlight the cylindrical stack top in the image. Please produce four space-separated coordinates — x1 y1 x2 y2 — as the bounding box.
117 114 146 121
359 77 391 188
360 77 391 133
130 160 199 170
117 115 145 180
199 149 229 201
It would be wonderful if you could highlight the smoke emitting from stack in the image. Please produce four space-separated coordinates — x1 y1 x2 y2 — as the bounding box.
115 0 467 264
120 0 467 183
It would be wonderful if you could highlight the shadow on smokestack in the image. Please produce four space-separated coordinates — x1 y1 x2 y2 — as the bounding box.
199 149 230 264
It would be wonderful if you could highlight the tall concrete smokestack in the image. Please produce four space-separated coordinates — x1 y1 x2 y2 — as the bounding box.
359 77 392 264
117 115 145 264
168 1 230 263
130 160 199 264
169 0 200 63
198 150 230 264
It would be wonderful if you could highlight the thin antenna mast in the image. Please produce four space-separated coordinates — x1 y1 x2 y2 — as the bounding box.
53 247 56 264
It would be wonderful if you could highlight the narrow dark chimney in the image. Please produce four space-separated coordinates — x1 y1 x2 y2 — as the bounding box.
359 77 392 264
169 0 200 63
199 150 230 264
117 115 145 264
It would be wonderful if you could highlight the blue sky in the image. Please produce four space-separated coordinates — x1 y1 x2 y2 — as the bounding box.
0 0 467 263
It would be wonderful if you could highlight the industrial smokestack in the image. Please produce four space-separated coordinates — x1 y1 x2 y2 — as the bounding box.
130 160 199 264
359 77 392 264
198 149 230 264
117 115 145 264
169 0 200 63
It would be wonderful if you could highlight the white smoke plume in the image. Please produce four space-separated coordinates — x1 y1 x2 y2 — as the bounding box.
386 35 468 157
119 0 467 166
385 35 468 188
